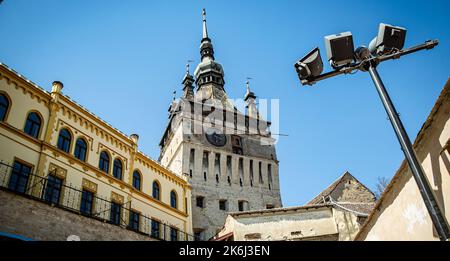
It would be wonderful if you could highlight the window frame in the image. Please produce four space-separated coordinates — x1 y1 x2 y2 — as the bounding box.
43 175 63 205
196 196 205 208
57 128 72 153
128 210 140 231
170 227 178 241
170 190 177 209
0 92 11 122
109 201 122 226
74 137 88 162
80 189 94 216
112 158 123 180
98 150 110 174
151 219 161 239
219 199 227 211
132 170 142 191
8 159 33 194
23 111 43 139
152 180 161 200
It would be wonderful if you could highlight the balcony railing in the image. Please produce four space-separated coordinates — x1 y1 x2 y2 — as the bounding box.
0 161 196 241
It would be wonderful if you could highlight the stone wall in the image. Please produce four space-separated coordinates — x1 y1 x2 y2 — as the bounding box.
0 189 155 241
331 175 375 203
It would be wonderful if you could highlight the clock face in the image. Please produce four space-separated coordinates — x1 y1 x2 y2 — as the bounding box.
205 129 227 147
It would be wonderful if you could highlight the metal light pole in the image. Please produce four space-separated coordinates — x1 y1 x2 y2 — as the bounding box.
295 32 450 240
367 62 450 241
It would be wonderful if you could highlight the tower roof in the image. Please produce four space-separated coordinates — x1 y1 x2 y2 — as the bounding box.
199 8 215 61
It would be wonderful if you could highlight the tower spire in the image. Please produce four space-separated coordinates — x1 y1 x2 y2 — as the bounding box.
202 8 208 39
182 61 195 99
200 8 214 61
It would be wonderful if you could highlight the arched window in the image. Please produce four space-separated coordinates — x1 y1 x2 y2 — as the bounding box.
24 112 42 139
152 181 160 200
74 138 87 162
170 190 177 209
0 93 9 122
132 171 141 190
113 159 123 180
57 128 72 153
99 151 110 173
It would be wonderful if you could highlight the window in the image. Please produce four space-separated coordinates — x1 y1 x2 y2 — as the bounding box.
214 153 221 177
196 196 204 208
152 181 160 200
24 112 41 139
231 135 243 155
249 160 254 187
268 164 273 190
219 200 227 211
194 231 202 241
151 219 160 239
226 155 232 184
238 158 244 187
129 211 140 231
259 162 263 184
170 227 178 241
189 148 195 178
99 151 110 173
74 138 87 162
0 93 9 121
112 159 123 180
266 204 274 209
238 200 248 212
57 128 72 153
170 190 177 209
8 160 32 193
80 189 94 215
110 202 122 225
132 171 141 190
43 175 63 205
202 151 209 181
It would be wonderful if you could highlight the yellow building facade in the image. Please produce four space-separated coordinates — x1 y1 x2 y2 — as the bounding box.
0 62 193 241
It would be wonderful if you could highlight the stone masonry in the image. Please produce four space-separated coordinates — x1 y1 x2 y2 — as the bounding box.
0 189 155 241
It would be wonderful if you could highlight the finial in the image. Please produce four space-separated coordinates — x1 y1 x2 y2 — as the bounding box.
202 8 208 39
186 60 194 75
246 77 252 93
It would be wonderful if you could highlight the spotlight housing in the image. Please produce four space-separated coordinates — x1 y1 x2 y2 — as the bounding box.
324 32 355 69
369 23 406 56
294 47 323 82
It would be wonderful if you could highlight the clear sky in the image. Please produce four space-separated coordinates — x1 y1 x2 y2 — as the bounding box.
0 0 449 206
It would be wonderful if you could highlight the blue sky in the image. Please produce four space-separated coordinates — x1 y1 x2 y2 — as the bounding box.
1 0 449 206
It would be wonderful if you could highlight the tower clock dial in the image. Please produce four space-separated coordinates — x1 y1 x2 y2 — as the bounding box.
205 129 227 147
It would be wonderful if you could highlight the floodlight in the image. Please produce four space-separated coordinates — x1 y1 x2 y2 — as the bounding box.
324 32 355 69
294 47 323 81
369 23 406 56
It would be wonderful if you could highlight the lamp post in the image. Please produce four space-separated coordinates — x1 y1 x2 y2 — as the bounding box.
294 23 450 241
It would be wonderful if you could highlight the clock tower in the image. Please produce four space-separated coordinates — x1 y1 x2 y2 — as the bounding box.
159 9 282 240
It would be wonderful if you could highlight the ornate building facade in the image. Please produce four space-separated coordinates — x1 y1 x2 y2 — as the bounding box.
159 10 282 240
0 62 193 241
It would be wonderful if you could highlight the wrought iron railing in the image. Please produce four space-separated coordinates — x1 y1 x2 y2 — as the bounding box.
0 161 196 241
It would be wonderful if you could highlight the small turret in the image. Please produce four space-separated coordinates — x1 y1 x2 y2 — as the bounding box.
244 80 258 119
182 63 195 99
